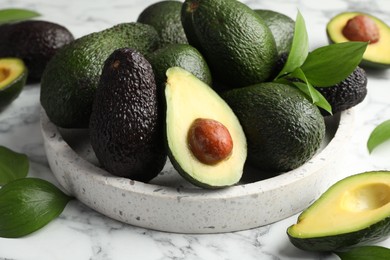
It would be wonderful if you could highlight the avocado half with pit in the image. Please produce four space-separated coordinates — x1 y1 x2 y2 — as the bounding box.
327 12 390 69
165 67 247 189
0 58 27 111
287 171 390 252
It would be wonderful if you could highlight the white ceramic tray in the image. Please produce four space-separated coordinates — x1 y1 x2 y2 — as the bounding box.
41 109 354 234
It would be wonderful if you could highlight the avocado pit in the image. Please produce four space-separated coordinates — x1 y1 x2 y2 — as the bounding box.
342 14 380 43
187 118 233 165
0 68 11 83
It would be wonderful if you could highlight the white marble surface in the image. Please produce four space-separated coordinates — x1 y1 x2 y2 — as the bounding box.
0 0 390 259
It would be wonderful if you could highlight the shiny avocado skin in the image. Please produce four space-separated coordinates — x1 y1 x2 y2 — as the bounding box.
181 0 277 88
145 43 212 88
40 23 159 128
255 9 295 56
137 0 188 48
288 216 390 251
222 82 325 173
0 20 74 81
89 48 166 182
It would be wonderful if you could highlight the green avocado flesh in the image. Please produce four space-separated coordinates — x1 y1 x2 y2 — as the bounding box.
327 12 390 69
0 58 27 110
165 67 247 188
287 171 390 252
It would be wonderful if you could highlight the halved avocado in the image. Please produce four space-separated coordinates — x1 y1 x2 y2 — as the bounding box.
327 12 390 69
0 58 27 111
287 171 390 252
165 67 247 188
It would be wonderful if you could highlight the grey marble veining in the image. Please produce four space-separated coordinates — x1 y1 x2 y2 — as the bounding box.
0 0 390 259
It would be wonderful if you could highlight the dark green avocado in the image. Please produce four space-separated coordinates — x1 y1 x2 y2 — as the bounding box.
316 66 367 116
137 0 187 48
0 58 27 111
287 171 390 252
165 67 247 188
222 82 325 173
0 20 74 81
181 0 277 88
40 22 159 128
89 48 166 182
255 9 295 56
146 43 212 89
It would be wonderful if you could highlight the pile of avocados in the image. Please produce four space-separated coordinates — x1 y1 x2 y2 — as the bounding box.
2 0 390 253
37 0 376 188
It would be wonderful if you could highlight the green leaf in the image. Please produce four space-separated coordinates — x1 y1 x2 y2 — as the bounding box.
367 119 390 153
292 81 332 114
301 42 368 87
289 68 332 114
0 8 40 24
335 246 390 260
276 10 309 78
0 178 73 238
0 146 29 186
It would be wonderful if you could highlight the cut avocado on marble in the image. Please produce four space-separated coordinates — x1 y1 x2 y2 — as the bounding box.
327 12 390 69
288 171 390 252
0 57 27 111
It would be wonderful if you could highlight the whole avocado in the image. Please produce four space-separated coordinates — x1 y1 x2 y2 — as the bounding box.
222 82 325 173
89 48 166 182
181 0 277 88
40 23 159 128
137 0 188 48
145 43 212 88
0 20 74 81
316 66 367 116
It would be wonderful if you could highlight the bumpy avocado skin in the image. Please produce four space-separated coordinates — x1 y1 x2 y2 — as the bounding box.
0 20 74 81
40 23 159 128
316 66 367 116
288 216 390 251
89 48 166 182
222 82 325 173
146 43 212 88
137 0 188 48
181 0 277 88
255 9 295 56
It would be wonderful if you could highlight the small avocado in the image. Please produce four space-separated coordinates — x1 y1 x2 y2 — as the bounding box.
181 0 277 88
316 66 367 116
0 58 27 111
137 0 188 48
89 48 166 182
145 43 212 89
165 67 247 188
327 12 390 69
0 20 74 81
255 9 295 56
222 82 325 173
40 23 159 128
287 171 390 252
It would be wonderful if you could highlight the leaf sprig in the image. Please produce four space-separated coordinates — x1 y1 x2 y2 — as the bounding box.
274 11 368 114
0 146 73 238
0 8 40 24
